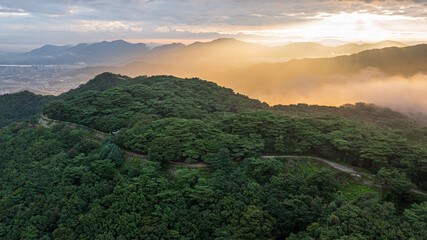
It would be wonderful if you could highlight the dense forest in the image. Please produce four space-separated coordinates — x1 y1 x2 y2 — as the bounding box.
1 73 426 239
1 121 426 239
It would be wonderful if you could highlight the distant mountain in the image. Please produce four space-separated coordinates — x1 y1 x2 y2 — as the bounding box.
136 38 268 68
204 44 426 96
220 44 427 81
1 40 149 65
134 38 408 67
336 40 407 53
150 42 186 53
26 44 71 56
0 38 408 66
70 61 186 82
99 43 426 81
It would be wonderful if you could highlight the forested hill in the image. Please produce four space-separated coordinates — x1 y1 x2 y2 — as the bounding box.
0 72 269 129
58 72 136 98
0 91 54 128
1 72 427 239
272 103 427 130
1 72 426 131
45 73 269 131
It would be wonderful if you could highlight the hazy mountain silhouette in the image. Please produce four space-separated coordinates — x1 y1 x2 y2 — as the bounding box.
0 38 408 66
135 38 408 67
101 43 426 80
218 44 427 82
2 40 149 65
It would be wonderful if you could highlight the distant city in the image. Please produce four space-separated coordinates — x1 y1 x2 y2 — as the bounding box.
0 65 89 95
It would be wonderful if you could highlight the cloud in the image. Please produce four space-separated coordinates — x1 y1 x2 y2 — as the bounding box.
72 20 144 32
0 12 29 17
0 4 29 17
1 1 425 20
0 0 425 46
155 26 171 33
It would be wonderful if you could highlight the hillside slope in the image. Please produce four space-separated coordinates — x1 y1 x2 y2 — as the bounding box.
216 44 427 85
43 74 269 132
0 91 54 128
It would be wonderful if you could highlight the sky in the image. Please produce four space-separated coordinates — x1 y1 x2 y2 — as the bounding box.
0 0 427 51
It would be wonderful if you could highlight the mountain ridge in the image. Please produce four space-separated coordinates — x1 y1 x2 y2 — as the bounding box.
3 40 150 65
0 38 410 66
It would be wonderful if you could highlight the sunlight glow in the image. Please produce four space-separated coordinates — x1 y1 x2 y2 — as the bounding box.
240 12 427 43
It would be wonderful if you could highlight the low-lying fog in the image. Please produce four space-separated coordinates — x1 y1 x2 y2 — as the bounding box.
214 69 427 115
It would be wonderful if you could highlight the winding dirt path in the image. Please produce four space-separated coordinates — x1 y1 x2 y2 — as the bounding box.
38 115 426 196
262 155 426 197
262 155 373 177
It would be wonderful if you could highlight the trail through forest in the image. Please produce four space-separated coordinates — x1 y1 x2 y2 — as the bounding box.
39 115 427 197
